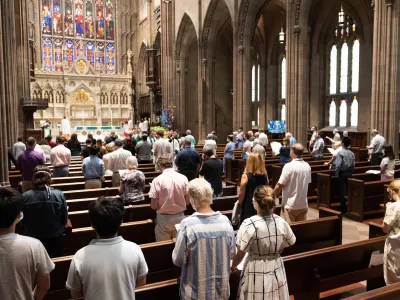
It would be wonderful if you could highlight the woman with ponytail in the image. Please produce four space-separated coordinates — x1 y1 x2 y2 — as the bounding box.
22 166 68 257
231 185 296 300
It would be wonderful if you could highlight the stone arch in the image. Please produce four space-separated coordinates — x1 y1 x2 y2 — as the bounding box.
175 13 198 137
137 42 148 95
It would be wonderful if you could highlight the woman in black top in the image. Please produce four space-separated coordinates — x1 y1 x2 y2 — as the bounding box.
67 133 81 156
22 166 68 257
238 153 268 224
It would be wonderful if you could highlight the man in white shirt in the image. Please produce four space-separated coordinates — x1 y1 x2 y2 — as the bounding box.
138 119 145 133
327 128 341 144
143 118 149 133
50 136 71 177
13 137 26 160
367 129 385 166
272 143 312 223
107 139 132 186
66 197 148 300
309 126 317 151
0 187 55 300
258 129 269 147
153 130 172 171
203 134 217 152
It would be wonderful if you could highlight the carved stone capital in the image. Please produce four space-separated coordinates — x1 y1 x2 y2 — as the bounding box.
176 68 181 73
371 0 375 10
238 46 245 54
293 25 301 36
386 0 394 7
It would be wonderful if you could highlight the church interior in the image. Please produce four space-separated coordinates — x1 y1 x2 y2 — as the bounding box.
1 0 400 299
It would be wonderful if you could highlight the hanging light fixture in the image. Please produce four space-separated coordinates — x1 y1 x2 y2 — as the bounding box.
279 11 285 44
338 3 345 27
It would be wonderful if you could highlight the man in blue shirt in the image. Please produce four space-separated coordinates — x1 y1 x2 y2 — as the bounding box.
335 137 355 213
286 132 297 147
82 147 105 189
311 132 325 160
175 140 201 181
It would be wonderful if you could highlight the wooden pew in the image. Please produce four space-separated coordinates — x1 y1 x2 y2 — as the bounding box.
64 219 156 256
346 179 393 222
368 222 385 239
68 195 239 228
283 237 386 299
45 240 180 300
65 185 237 212
51 175 157 185
346 282 400 300
317 168 400 209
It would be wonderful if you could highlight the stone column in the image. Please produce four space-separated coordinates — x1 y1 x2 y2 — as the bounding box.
160 0 176 108
370 0 400 154
286 2 310 145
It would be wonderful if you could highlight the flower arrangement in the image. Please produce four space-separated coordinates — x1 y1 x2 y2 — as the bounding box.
161 103 176 130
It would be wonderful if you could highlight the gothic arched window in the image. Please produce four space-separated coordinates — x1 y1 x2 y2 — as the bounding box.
251 55 260 128
40 0 115 73
327 7 359 127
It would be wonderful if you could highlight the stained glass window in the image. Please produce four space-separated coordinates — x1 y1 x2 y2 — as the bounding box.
252 65 256 102
352 40 360 93
281 57 287 99
281 104 286 121
339 100 347 127
351 97 358 126
42 38 53 72
329 46 337 94
340 42 348 93
329 100 336 126
328 9 359 127
40 0 115 73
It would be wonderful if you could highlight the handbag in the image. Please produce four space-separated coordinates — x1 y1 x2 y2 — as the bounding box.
231 201 242 226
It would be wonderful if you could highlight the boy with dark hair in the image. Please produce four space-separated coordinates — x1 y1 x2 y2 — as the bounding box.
66 197 148 300
0 187 54 300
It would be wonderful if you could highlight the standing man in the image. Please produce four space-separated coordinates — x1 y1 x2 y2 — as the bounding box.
13 138 26 161
185 130 196 148
149 154 189 241
199 149 223 197
175 140 202 181
153 130 172 170
135 134 153 164
311 132 325 160
50 136 71 178
309 126 317 151
335 137 355 213
60 116 71 139
203 134 217 152
259 129 269 148
235 131 244 149
143 117 149 133
272 143 311 223
367 129 385 166
82 147 105 189
107 139 132 187
327 128 341 144
0 187 55 300
66 197 148 299
17 137 45 192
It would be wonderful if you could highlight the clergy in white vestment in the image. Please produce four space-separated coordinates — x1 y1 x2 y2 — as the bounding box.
143 118 149 133
127 118 133 130
138 120 145 133
60 116 71 135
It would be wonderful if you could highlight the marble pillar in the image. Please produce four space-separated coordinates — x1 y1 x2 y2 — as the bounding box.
370 0 400 154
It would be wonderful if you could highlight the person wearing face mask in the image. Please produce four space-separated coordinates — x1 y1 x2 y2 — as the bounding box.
172 178 235 300
22 166 68 258
0 187 55 300
223 134 235 174
367 129 386 166
327 128 341 145
382 180 400 285
231 185 296 300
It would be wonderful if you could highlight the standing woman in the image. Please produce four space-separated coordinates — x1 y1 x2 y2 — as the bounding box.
381 144 396 181
119 156 146 205
22 166 68 258
242 133 252 160
382 180 400 285
67 133 82 156
238 153 268 223
231 185 296 300
279 138 291 164
223 135 236 174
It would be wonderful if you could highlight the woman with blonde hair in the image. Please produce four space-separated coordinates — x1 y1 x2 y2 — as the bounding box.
231 185 295 300
119 156 146 205
238 153 268 224
382 180 400 285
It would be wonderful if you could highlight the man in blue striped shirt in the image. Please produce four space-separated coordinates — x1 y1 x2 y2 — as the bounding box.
172 178 235 300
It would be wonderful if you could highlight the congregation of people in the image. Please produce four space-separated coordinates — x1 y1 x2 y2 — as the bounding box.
2 125 400 300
